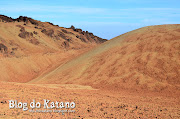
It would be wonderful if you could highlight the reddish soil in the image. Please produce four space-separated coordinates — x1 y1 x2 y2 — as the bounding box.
0 17 179 118
0 81 179 119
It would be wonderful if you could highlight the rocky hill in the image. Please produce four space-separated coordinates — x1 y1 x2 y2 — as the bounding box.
0 15 107 82
0 15 107 57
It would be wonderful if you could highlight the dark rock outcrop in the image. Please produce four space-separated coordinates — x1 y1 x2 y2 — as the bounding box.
65 38 72 42
61 29 74 35
58 31 66 39
18 27 33 39
70 25 107 43
70 25 76 31
0 15 108 47
41 29 54 37
61 41 69 48
33 31 38 35
17 25 39 45
16 16 39 26
0 15 14 22
0 43 8 53
0 15 39 26
62 29 68 33
79 35 87 42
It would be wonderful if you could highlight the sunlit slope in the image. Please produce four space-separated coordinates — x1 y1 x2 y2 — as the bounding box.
30 24 180 91
0 16 106 57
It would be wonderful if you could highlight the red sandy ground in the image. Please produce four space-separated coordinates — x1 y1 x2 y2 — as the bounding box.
0 23 179 118
0 81 179 119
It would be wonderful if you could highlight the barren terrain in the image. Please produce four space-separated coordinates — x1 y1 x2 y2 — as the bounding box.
0 15 179 118
0 81 179 119
30 24 180 95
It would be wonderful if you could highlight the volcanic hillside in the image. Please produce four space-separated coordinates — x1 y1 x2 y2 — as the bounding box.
0 15 107 56
0 15 107 82
30 24 180 93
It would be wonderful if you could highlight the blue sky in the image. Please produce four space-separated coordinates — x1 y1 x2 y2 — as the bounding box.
0 0 180 39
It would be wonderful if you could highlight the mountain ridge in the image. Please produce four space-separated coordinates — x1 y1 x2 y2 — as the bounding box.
0 15 107 57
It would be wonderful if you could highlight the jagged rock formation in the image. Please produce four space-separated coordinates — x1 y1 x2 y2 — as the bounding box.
69 25 107 43
0 15 107 43
0 15 14 22
0 15 107 56
0 15 40 26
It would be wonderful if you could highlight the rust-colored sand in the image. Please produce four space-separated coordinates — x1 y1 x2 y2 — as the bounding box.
0 16 180 119
30 25 180 95
0 81 179 118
